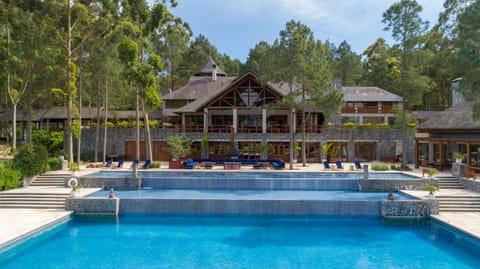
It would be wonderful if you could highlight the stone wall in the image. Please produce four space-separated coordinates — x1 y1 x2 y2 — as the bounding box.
66 197 119 215
381 200 439 218
359 178 436 192
120 198 381 215
459 177 480 192
80 176 141 190
77 127 415 163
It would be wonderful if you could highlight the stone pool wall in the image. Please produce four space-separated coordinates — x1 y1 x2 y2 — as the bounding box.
79 176 141 190
66 197 119 215
119 198 382 216
381 200 439 218
359 178 436 192
141 177 359 191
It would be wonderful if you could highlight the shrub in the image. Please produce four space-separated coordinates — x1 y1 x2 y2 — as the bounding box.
0 162 22 191
12 144 49 177
149 161 161 168
342 122 355 128
116 120 129 128
47 157 62 171
375 123 390 129
32 129 63 154
149 120 159 128
371 162 390 171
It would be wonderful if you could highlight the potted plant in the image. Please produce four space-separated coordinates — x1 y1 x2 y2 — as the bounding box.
427 167 438 179
166 134 193 168
68 177 80 197
454 152 465 164
424 184 437 199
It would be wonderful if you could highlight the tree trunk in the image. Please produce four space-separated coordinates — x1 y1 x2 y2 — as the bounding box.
142 101 153 161
67 0 74 163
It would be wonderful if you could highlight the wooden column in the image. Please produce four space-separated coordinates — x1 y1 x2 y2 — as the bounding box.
203 108 208 133
262 108 267 134
233 108 237 133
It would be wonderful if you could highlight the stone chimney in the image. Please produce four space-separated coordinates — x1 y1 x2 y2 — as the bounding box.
212 64 217 81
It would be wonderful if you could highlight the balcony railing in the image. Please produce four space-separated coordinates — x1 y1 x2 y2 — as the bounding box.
174 124 322 134
341 106 393 114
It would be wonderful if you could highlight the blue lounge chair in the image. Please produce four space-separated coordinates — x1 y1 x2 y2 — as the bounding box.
183 159 198 169
336 160 344 170
141 160 151 169
354 160 362 170
105 160 113 167
323 160 331 170
115 159 124 168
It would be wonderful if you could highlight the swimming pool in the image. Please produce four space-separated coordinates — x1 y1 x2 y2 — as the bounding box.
90 189 412 200
86 171 419 180
1 215 479 269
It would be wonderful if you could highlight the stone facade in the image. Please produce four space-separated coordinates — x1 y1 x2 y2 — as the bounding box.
359 178 437 192
80 176 141 190
381 200 439 218
459 177 480 192
120 198 382 215
65 197 119 215
77 127 415 163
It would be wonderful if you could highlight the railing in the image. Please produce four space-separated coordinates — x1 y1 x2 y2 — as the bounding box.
341 106 393 114
176 124 322 133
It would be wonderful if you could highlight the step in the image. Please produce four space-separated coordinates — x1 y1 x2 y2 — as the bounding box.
0 204 65 209
0 197 66 201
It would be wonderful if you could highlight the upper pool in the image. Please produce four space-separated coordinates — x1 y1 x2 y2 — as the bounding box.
85 171 420 180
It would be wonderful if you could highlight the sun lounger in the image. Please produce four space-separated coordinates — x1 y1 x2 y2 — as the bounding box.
354 160 362 170
141 160 151 169
104 160 113 167
336 160 344 170
323 160 331 170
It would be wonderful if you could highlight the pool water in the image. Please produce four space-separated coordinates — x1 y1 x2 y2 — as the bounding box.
90 189 412 200
1 215 479 269
86 171 419 180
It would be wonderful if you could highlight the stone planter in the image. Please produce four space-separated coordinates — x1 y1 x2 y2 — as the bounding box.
169 160 184 169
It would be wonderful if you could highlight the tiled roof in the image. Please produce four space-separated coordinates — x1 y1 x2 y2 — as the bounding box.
163 76 236 100
418 102 480 130
341 86 403 102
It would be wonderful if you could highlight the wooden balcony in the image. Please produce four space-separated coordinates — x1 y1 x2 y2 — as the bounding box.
341 106 393 114
176 124 322 134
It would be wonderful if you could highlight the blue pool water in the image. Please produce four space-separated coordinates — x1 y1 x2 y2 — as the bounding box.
86 171 419 180
89 189 412 200
1 215 479 269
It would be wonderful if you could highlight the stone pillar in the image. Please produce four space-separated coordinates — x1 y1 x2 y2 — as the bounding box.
347 140 355 162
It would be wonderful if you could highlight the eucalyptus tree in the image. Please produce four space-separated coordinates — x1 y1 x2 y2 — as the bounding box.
454 0 480 119
270 20 342 168
57 0 112 163
118 0 183 163
0 1 30 152
152 15 192 90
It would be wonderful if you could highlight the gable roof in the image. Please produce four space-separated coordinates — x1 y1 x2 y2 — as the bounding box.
341 86 403 102
418 102 480 130
175 71 286 113
163 76 236 100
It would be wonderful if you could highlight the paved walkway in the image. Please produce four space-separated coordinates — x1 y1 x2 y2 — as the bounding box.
1 162 480 250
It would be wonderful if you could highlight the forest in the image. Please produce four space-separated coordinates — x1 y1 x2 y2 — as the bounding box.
1 0 480 162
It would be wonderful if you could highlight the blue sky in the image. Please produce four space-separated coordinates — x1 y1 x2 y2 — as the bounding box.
170 0 444 62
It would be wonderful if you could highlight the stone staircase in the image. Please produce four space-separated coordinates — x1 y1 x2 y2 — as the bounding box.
0 172 71 209
30 172 71 187
0 192 70 209
436 195 480 212
436 176 464 190
435 176 480 212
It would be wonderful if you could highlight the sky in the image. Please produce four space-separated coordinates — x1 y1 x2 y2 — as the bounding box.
169 0 445 62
